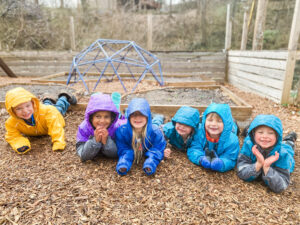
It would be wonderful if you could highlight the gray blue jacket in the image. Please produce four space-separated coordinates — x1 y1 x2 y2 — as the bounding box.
187 103 240 172
116 98 166 176
162 106 199 152
236 114 295 193
76 93 126 161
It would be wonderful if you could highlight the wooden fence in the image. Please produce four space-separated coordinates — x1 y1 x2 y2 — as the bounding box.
0 51 226 82
227 50 289 103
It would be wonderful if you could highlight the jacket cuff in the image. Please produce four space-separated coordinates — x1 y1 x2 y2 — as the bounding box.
116 163 128 176
143 162 156 175
52 142 66 151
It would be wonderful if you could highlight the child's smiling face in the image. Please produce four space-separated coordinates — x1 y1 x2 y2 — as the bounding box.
130 111 147 132
91 111 112 129
175 122 193 138
205 113 224 139
13 100 34 120
254 125 277 149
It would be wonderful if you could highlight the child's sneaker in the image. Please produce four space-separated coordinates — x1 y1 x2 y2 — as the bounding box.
58 92 77 105
283 132 297 143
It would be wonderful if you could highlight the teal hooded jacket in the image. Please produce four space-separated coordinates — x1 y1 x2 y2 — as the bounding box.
162 106 200 152
187 103 240 172
236 115 295 193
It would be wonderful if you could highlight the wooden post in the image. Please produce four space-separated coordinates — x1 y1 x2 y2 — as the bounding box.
0 57 17 77
147 13 153 51
69 16 76 51
252 0 268 50
225 4 232 50
281 0 300 104
240 11 249 50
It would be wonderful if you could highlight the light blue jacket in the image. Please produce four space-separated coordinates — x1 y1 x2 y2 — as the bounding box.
116 98 166 176
187 103 240 172
236 115 295 193
163 106 200 152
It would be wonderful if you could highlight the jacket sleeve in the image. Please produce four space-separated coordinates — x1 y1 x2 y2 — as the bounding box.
236 153 261 181
162 122 174 140
5 119 31 154
262 166 290 193
115 127 134 175
143 127 166 175
218 135 240 172
187 131 205 166
45 108 66 151
76 136 103 161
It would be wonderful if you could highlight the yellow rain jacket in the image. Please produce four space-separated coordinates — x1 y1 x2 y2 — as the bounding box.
5 87 66 154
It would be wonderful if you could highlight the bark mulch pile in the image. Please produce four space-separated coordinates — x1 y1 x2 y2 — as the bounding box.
0 77 299 224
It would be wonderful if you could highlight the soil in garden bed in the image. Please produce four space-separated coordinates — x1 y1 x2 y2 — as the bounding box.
122 87 236 106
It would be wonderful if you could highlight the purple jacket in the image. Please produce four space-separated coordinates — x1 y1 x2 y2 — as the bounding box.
77 93 126 142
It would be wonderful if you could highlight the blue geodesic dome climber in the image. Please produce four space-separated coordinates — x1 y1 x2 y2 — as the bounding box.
66 39 164 93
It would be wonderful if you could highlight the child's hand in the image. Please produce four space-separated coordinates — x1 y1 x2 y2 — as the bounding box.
200 156 211 169
252 145 264 171
164 148 172 159
94 127 103 143
264 151 279 168
211 158 224 171
119 168 127 173
99 129 109 145
144 167 152 175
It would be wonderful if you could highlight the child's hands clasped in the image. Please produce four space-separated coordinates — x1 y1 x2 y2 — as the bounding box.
94 127 109 145
252 145 279 174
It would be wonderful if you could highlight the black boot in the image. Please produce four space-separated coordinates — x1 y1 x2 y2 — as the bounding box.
241 124 250 137
58 92 77 105
283 132 297 143
41 93 57 104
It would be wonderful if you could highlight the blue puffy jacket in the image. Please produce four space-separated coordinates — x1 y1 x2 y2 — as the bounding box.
116 98 166 176
163 106 200 151
236 115 295 193
187 103 240 172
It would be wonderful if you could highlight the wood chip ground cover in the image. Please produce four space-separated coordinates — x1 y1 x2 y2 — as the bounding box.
0 77 299 224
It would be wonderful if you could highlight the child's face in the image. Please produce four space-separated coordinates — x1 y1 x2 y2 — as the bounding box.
130 111 147 131
13 100 34 120
205 113 224 138
254 126 277 149
175 122 193 137
91 111 112 129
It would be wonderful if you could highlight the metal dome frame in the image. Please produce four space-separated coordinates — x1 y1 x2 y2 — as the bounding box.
66 39 164 92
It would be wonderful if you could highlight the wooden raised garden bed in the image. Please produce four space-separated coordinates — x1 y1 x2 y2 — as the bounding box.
31 71 216 87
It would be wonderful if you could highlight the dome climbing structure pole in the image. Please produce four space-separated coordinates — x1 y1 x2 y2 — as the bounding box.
66 39 164 93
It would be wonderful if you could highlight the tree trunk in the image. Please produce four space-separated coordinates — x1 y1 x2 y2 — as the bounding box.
197 0 207 46
169 0 173 17
60 0 64 8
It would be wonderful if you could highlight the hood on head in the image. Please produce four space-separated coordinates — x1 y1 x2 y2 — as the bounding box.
248 114 282 146
5 87 39 118
201 103 234 140
172 106 200 129
85 93 119 129
126 98 152 129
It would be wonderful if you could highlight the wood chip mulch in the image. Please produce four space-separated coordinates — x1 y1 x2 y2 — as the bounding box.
0 77 299 224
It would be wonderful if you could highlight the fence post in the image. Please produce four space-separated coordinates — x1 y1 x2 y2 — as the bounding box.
281 0 300 104
225 4 232 50
252 0 268 50
69 16 76 51
240 11 249 50
147 13 153 51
